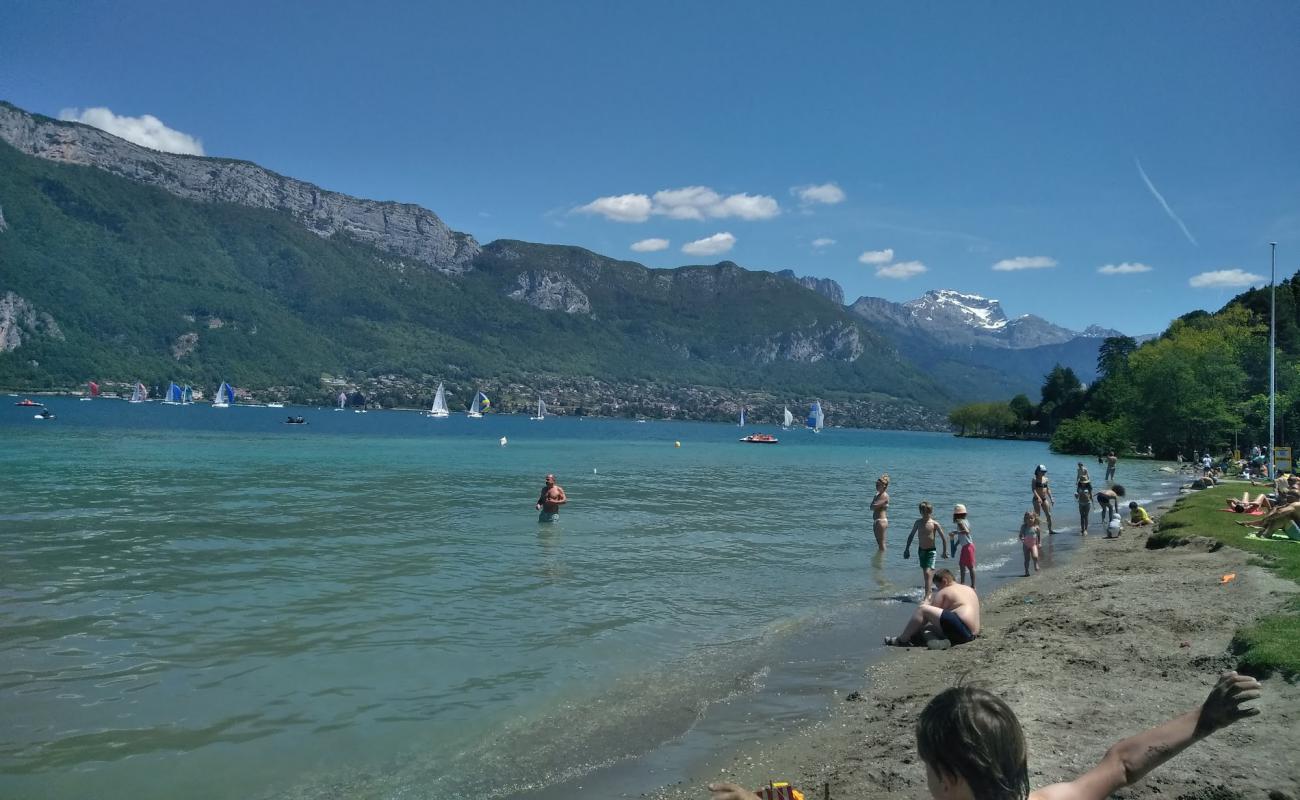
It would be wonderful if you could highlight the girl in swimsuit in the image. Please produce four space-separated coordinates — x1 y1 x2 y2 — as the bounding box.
871 474 890 551
1020 511 1040 576
953 503 975 589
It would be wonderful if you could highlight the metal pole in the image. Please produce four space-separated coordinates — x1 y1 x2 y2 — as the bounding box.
1269 241 1277 476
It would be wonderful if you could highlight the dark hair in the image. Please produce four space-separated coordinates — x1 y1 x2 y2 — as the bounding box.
1128 501 1138 509
916 687 1030 800
1112 484 1126 496
933 568 956 585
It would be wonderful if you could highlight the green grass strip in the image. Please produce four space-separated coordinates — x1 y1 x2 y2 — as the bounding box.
1149 483 1300 678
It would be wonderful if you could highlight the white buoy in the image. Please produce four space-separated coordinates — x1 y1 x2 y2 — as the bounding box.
674 441 681 448
500 436 508 447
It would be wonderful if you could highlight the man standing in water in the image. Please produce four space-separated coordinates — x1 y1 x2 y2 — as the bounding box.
870 474 890 551
536 474 567 522
1105 450 1118 483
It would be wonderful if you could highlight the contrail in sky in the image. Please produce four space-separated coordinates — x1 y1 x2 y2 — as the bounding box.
1135 157 1198 246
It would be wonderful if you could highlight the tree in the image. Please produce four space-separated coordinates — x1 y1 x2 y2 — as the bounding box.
1039 365 1085 432
1097 336 1137 381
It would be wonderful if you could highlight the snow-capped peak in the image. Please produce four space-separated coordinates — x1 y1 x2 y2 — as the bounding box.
903 289 1009 331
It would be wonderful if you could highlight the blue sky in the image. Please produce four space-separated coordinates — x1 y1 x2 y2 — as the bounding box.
3 1 1297 335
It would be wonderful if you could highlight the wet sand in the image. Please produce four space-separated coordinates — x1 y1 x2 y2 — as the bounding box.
650 498 1300 800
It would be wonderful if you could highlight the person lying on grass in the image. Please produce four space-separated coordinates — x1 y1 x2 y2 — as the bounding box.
708 671 1261 800
1237 499 1300 538
1226 492 1273 513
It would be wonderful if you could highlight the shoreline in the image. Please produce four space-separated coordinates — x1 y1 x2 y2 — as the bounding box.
646 495 1300 800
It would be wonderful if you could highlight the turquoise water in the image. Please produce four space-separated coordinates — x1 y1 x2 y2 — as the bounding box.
0 398 1180 799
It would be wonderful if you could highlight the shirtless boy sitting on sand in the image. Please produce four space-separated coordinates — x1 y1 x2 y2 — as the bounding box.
884 569 980 648
709 671 1261 800
903 501 948 604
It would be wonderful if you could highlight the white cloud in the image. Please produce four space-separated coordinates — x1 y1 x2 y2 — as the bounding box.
681 232 736 256
576 186 780 223
794 182 846 205
1189 269 1265 289
858 248 895 265
631 237 670 252
1098 262 1153 275
576 193 653 223
58 106 205 155
875 260 928 279
652 186 779 221
992 255 1057 271
811 237 836 249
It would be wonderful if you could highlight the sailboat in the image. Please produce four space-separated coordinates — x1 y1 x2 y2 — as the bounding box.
806 401 824 433
129 382 148 403
530 396 546 421
428 383 450 418
467 390 490 418
81 380 100 401
335 391 348 412
162 382 184 404
212 382 235 408
182 385 194 404
739 406 746 427
782 406 794 429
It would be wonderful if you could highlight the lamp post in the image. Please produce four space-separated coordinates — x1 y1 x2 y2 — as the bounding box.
1270 241 1277 477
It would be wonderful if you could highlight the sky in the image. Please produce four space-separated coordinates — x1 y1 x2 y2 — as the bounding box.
2 1 1297 335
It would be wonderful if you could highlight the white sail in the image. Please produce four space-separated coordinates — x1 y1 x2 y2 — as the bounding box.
783 406 794 429
336 391 348 410
739 407 745 427
213 382 233 408
807 401 824 432
467 390 487 418
129 382 147 403
430 382 449 417
531 396 546 420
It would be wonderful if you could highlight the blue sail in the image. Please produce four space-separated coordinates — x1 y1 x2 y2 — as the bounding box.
806 401 824 431
166 382 182 402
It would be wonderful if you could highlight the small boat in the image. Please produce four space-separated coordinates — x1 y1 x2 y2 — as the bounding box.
182 385 194 404
354 408 368 414
162 382 184 405
530 396 546 421
806 401 824 433
34 409 56 420
15 398 42 407
467 390 490 418
740 433 779 444
212 382 235 408
284 416 307 425
129 382 148 403
81 381 100 401
266 402 285 408
335 391 349 411
782 406 794 429
428 382 450 418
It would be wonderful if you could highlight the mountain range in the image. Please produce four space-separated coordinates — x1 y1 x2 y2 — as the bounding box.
0 101 1130 426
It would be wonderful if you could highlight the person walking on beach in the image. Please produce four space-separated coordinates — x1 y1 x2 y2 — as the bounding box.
883 568 980 648
1076 482 1093 536
708 671 1262 800
1019 511 1041 576
903 501 948 604
870 474 890 551
1031 465 1056 534
1105 450 1118 483
951 504 976 589
1095 484 1125 526
535 474 567 522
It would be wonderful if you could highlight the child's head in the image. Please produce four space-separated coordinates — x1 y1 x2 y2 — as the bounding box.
1022 510 1035 525
953 503 967 519
1128 501 1138 510
919 501 933 516
1112 484 1127 497
916 686 1030 800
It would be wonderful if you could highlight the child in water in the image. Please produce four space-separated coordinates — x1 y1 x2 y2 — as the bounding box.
952 503 975 589
1020 511 1040 577
903 501 948 604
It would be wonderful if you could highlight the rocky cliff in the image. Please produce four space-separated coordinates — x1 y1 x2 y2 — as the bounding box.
776 269 845 305
0 291 63 352
0 102 479 273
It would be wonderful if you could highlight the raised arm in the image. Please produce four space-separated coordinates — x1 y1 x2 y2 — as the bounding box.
1031 672 1261 800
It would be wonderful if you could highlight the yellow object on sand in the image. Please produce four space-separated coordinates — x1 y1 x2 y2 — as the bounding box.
755 782 805 800
1220 573 1236 584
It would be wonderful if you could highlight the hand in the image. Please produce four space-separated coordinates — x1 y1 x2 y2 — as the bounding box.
535 504 542 511
1196 671 1262 736
707 783 762 800
903 548 910 559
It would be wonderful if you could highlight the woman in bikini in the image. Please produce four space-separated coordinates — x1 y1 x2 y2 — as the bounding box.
1031 465 1056 535
870 474 890 551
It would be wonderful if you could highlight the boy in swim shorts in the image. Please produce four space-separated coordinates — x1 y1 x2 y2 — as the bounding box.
904 501 948 604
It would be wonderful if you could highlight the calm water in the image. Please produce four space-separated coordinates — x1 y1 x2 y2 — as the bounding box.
0 397 1180 799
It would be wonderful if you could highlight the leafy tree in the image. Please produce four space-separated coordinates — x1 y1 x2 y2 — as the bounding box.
1096 336 1137 381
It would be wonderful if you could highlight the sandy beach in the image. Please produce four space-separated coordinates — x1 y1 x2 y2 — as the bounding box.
651 497 1300 800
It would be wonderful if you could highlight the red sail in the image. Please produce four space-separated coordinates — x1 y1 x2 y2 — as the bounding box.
88 381 100 397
